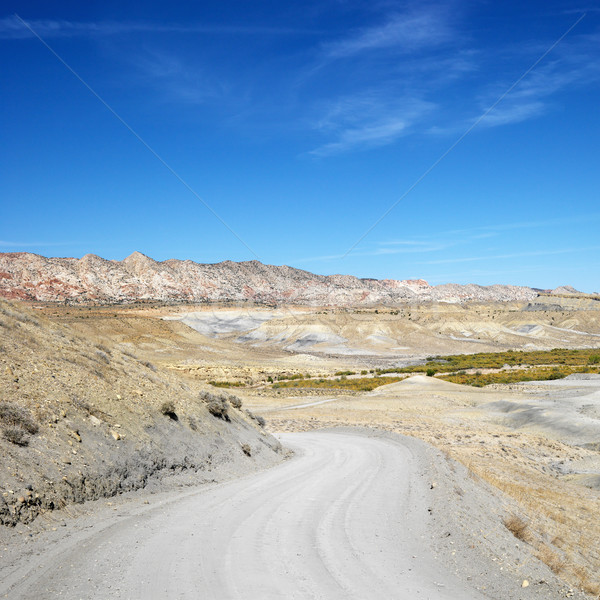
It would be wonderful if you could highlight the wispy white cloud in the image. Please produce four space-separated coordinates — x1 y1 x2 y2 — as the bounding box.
475 30 600 128
128 51 224 105
420 245 600 265
0 16 314 40
440 213 600 236
310 94 434 156
294 240 450 263
310 117 407 156
296 212 600 266
478 101 546 127
0 240 76 247
322 10 453 59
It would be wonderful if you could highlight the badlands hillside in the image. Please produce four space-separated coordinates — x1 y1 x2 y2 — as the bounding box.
0 298 282 527
0 251 561 305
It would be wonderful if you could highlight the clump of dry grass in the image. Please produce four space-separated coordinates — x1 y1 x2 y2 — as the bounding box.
464 455 600 597
503 514 530 542
2 426 30 446
536 544 565 574
0 402 39 434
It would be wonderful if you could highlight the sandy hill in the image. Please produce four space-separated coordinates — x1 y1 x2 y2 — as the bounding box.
0 299 282 526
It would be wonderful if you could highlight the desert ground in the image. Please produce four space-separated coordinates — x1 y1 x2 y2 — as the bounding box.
2 298 600 598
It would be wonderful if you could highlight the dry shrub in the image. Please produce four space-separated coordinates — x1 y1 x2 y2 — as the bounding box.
536 544 565 574
229 395 243 409
245 409 266 428
0 402 38 434
2 427 29 446
503 514 530 542
201 391 231 420
160 401 178 420
206 399 228 420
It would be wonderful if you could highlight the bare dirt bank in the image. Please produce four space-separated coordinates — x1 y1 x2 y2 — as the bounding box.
0 299 282 527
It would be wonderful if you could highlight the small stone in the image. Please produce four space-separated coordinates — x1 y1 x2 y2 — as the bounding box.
116 394 122 401
522 580 529 588
110 430 121 441
17 496 26 503
89 415 101 426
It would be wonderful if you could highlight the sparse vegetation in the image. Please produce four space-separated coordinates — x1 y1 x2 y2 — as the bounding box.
503 514 530 541
160 400 178 420
209 380 245 388
207 400 228 419
229 395 243 409
440 365 599 387
0 402 39 434
378 348 600 376
367 348 600 387
201 391 230 420
245 409 266 427
2 426 30 446
272 375 405 392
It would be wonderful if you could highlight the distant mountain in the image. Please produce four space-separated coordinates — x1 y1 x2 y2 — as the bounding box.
0 251 548 305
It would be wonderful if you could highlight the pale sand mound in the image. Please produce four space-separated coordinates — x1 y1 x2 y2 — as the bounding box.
368 374 476 395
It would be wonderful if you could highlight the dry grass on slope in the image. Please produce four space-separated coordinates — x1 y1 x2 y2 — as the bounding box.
0 299 281 527
262 394 600 597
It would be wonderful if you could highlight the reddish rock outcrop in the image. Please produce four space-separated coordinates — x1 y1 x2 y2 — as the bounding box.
0 251 541 305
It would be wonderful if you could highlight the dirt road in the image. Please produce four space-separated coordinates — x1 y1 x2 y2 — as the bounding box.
0 431 577 599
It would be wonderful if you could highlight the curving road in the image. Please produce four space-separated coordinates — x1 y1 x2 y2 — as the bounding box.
2 431 486 599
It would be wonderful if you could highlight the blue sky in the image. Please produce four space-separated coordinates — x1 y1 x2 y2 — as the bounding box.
1 1 599 291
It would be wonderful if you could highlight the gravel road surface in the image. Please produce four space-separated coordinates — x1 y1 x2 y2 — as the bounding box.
0 430 582 599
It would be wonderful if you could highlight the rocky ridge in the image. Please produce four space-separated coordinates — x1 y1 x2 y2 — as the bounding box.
0 251 552 305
